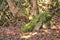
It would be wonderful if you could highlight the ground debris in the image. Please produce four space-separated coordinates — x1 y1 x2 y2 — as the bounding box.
0 27 60 40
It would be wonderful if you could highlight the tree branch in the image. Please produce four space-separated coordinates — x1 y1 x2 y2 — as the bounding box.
6 0 29 22
30 0 39 16
6 0 27 18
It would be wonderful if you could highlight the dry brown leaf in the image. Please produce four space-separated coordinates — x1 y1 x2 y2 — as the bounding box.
29 15 33 20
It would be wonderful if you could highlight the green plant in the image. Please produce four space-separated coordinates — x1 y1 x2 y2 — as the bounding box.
21 11 55 32
20 12 41 32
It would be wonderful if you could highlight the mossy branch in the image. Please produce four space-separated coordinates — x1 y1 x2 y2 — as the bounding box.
21 13 41 32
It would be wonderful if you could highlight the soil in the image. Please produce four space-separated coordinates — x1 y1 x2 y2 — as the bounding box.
0 26 60 40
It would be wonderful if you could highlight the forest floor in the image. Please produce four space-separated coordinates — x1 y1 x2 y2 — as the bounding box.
0 26 60 40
